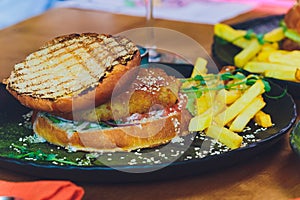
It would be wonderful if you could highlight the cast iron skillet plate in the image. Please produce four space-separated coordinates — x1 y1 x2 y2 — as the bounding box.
212 14 300 99
0 63 297 183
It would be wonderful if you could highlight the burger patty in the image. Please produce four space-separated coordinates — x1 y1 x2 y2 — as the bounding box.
68 68 181 122
78 86 179 122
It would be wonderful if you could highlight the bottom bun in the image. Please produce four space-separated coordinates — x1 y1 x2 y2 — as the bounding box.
33 108 190 152
281 38 300 51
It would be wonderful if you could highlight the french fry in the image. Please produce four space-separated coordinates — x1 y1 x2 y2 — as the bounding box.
191 57 208 77
254 111 273 128
264 69 299 82
268 50 300 65
214 23 251 48
226 90 242 105
244 61 298 73
263 27 285 42
215 80 265 126
296 69 300 81
216 89 242 105
196 94 211 115
257 51 271 62
214 23 300 84
234 39 262 68
196 90 216 115
185 57 274 150
257 51 277 62
214 23 246 39
229 96 266 132
215 89 227 105
212 100 227 116
261 42 279 52
189 111 213 132
205 124 243 149
250 56 258 62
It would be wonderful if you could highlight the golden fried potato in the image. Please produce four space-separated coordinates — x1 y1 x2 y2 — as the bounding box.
254 111 273 128
215 80 265 126
229 96 266 132
205 124 243 149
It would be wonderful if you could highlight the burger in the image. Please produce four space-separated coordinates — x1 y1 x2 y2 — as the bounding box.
3 33 189 152
281 2 300 50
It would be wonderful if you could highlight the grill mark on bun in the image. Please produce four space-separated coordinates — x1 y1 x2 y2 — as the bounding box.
7 33 138 100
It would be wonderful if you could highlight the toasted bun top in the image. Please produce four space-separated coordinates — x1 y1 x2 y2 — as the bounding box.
285 4 300 32
6 33 139 99
5 33 141 113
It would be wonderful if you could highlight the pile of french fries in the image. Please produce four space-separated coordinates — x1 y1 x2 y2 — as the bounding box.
183 58 273 149
214 23 300 82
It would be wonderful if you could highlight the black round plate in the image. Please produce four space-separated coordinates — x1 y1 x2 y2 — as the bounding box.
0 64 297 183
212 15 300 99
290 121 300 157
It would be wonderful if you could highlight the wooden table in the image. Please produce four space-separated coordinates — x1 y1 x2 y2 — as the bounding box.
1 7 300 200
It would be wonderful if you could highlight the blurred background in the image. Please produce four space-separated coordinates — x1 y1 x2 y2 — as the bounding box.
0 0 295 30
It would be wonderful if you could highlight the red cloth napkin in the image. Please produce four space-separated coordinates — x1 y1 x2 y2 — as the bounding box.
0 180 84 200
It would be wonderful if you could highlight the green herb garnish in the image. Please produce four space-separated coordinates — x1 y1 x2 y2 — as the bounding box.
244 29 255 40
181 70 272 97
9 143 80 166
264 87 288 100
256 33 265 45
243 29 267 45
220 71 245 81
